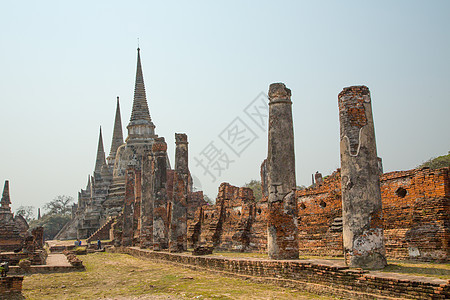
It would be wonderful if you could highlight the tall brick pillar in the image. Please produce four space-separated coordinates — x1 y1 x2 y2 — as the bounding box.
152 137 169 250
267 83 299 260
338 85 387 269
140 151 153 248
122 167 136 247
169 133 189 252
132 168 142 245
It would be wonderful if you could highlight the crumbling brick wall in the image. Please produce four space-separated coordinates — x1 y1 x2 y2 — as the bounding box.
191 167 449 261
297 167 449 261
297 170 343 257
188 183 256 251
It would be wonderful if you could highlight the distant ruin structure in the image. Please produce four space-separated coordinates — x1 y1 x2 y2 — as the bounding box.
266 83 298 260
338 85 387 269
0 181 28 252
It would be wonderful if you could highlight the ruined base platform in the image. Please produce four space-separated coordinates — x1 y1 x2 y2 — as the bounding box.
8 253 85 275
111 247 450 300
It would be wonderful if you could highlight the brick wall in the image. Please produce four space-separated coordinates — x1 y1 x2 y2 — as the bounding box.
190 167 449 261
0 276 23 295
297 167 449 261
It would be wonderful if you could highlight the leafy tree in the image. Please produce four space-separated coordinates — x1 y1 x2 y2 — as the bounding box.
419 151 450 169
43 195 74 215
244 180 262 202
29 214 71 240
15 205 35 222
29 195 74 240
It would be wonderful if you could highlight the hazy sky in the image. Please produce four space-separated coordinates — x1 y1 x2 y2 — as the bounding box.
1 1 449 214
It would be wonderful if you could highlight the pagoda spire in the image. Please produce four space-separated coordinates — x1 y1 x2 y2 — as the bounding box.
94 127 107 174
126 48 156 142
1 180 11 211
107 97 124 166
130 48 153 124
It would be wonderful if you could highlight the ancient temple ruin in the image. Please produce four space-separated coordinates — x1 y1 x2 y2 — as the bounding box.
52 53 449 266
57 48 207 245
0 181 28 252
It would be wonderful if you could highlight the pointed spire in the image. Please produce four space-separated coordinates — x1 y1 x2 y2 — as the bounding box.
126 48 156 143
86 175 91 190
130 48 153 124
38 208 41 220
94 127 107 174
107 97 124 164
1 180 11 211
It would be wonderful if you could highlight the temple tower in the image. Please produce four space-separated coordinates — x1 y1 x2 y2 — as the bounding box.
105 48 159 217
0 181 11 212
338 85 387 269
169 133 189 252
94 127 107 178
107 97 124 168
266 83 299 260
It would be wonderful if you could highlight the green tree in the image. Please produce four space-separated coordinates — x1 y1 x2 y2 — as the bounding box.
419 151 450 169
15 205 35 222
29 214 71 240
244 180 262 202
43 195 74 215
29 195 74 240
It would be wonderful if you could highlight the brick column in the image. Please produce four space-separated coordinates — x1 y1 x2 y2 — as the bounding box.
267 83 299 260
152 137 169 250
132 168 142 245
338 85 387 269
140 151 153 248
122 167 136 247
169 133 190 252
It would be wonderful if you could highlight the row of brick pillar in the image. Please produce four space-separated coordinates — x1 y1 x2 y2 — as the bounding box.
120 133 190 253
267 83 387 269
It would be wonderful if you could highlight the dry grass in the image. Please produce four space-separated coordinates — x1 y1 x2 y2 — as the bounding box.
22 252 333 300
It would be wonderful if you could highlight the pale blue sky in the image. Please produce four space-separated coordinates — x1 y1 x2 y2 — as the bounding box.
1 1 449 213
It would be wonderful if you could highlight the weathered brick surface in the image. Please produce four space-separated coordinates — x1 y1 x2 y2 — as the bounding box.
121 167 136 247
297 170 343 257
190 166 449 262
0 180 29 252
140 151 153 248
152 138 169 251
169 133 190 252
116 247 450 300
0 276 23 296
338 86 386 269
297 167 450 261
267 83 298 260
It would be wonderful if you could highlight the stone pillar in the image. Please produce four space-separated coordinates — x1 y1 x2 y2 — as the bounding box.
140 151 153 248
169 133 189 252
133 168 142 245
152 137 169 250
338 85 387 269
267 83 299 260
122 167 136 247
